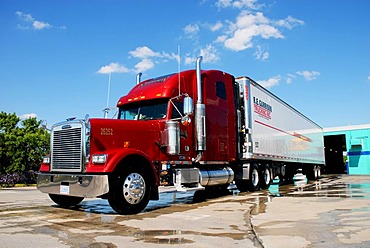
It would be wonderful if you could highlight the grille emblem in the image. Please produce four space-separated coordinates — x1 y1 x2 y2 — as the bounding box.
62 124 72 129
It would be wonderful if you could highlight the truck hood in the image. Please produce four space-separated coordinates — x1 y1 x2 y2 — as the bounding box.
89 118 163 160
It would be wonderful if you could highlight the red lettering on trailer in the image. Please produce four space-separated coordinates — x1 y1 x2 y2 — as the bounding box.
254 103 271 119
245 85 249 100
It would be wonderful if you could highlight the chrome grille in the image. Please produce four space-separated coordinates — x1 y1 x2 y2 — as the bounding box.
51 124 83 172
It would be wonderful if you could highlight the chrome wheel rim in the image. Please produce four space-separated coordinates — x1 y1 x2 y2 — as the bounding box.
123 173 146 205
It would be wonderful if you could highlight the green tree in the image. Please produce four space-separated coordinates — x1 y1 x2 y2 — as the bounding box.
0 112 20 174
0 112 50 184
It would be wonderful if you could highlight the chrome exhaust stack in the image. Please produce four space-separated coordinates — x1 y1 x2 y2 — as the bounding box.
195 56 206 154
136 72 142 85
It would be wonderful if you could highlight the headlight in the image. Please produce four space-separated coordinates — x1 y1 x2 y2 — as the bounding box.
92 154 107 164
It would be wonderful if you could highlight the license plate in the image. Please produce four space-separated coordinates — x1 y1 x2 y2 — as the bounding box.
60 184 70 195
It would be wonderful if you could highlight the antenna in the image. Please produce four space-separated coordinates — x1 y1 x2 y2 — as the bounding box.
104 72 112 118
178 45 181 96
106 72 111 108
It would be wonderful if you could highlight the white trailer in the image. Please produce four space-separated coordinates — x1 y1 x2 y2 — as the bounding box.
234 76 325 191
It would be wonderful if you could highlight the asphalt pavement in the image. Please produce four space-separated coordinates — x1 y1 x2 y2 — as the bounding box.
1 174 370 247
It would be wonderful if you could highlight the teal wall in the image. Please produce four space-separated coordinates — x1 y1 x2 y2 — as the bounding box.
325 126 370 175
346 128 370 174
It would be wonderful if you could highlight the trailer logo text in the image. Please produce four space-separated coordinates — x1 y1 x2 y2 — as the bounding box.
253 97 273 120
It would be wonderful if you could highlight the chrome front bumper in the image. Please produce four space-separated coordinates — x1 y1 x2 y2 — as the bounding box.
37 174 109 198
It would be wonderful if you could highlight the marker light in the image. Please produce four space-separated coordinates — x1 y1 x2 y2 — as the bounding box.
92 154 107 164
43 156 50 164
181 116 191 126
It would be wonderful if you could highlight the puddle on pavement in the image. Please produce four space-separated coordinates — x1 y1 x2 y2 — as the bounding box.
278 175 370 199
134 230 195 244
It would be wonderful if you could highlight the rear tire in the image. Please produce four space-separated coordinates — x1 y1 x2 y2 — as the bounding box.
248 163 260 191
236 163 260 192
108 166 151 215
260 164 272 190
49 194 84 208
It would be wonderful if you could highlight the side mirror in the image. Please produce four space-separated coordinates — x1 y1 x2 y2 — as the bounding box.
183 97 193 115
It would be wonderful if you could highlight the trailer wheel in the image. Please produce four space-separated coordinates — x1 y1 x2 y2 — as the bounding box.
108 166 151 215
249 164 260 191
260 164 272 190
49 194 84 208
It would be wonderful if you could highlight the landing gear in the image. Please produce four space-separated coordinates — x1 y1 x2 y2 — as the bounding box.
306 165 321 181
279 164 295 183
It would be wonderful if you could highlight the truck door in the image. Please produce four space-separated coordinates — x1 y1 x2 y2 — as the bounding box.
203 71 235 162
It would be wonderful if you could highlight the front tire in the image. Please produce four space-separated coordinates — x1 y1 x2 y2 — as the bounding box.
49 194 84 208
108 167 151 215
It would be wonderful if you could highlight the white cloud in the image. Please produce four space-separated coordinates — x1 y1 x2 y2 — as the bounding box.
216 0 232 8
128 46 178 72
184 44 220 65
129 46 161 59
200 44 220 63
257 75 282 89
222 11 284 51
33 20 52 30
215 35 227 43
20 113 37 119
15 11 33 22
134 58 155 73
98 46 179 74
367 76 370 81
297 70 320 81
97 62 130 74
184 24 200 38
254 45 269 61
285 73 296 84
216 0 261 10
184 54 195 66
15 11 54 30
209 22 223 31
275 16 305 29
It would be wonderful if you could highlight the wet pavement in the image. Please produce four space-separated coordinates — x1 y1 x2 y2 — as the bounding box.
1 175 370 247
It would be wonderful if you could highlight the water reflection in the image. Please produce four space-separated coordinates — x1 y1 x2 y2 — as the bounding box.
76 174 370 216
268 174 370 199
268 173 309 196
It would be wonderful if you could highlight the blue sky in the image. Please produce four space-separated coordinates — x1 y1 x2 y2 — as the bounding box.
0 0 369 128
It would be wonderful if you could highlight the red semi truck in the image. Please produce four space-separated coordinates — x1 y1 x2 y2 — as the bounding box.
37 57 325 214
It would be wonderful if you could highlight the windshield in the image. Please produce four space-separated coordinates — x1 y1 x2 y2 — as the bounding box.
118 101 168 120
